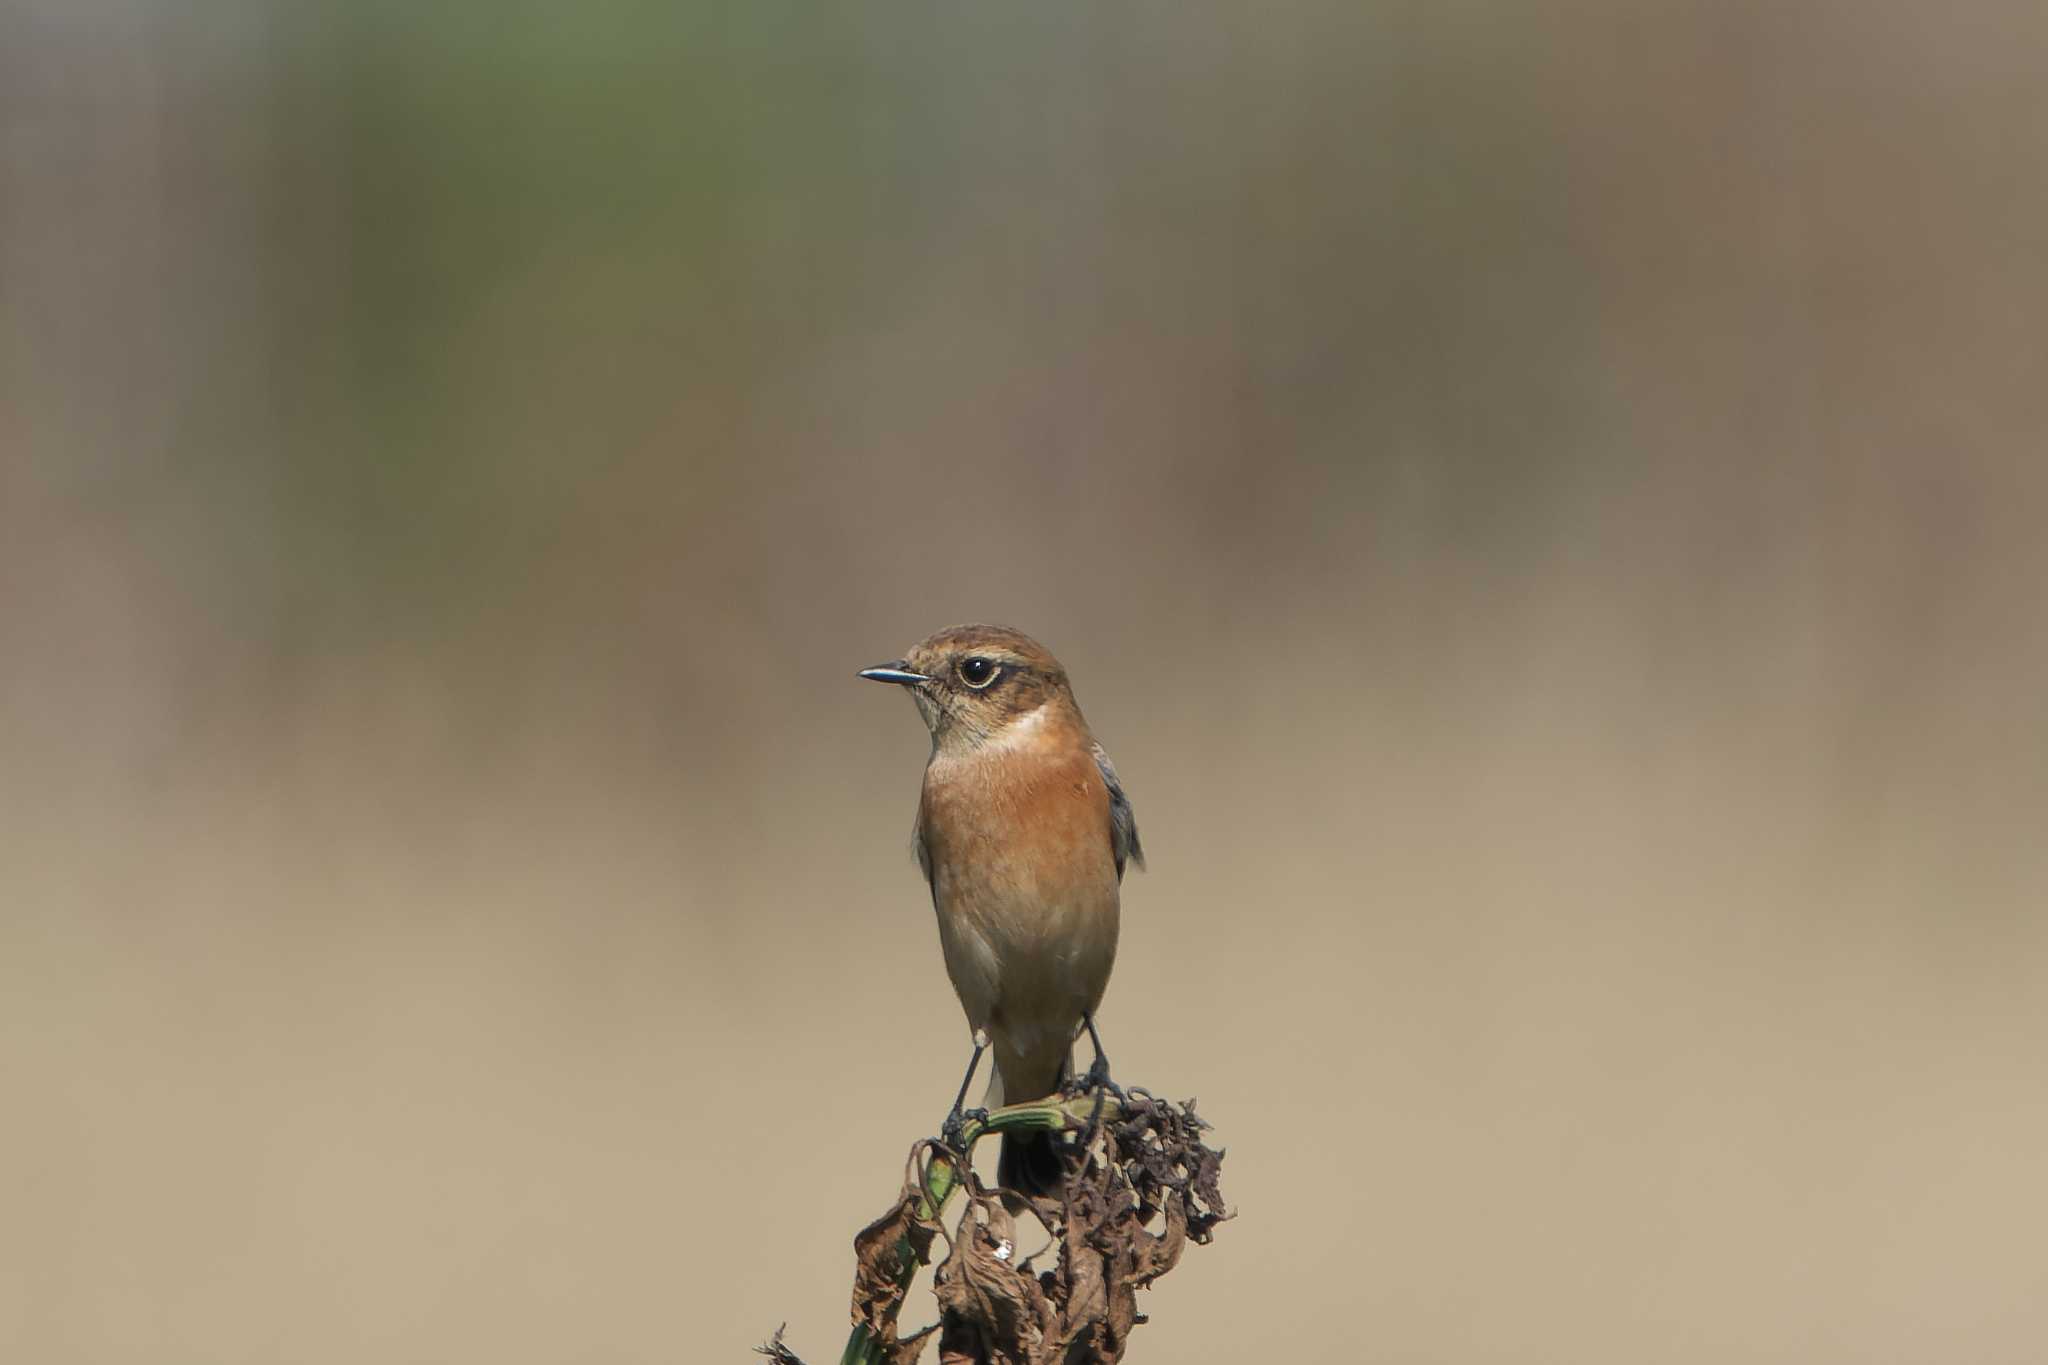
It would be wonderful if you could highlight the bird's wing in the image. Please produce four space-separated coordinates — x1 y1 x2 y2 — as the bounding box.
1091 741 1145 881
912 804 934 887
913 829 932 886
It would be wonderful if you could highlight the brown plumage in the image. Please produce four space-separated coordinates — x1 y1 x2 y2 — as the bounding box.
861 624 1142 1194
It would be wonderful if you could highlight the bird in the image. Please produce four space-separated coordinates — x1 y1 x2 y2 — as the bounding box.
860 624 1143 1195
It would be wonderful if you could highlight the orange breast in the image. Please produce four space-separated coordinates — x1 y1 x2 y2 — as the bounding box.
917 720 1123 1065
920 741 1117 910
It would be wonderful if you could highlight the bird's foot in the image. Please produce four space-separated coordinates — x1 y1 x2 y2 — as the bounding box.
940 1106 989 1154
1059 1057 1123 1149
1061 1056 1122 1102
1080 1054 1124 1102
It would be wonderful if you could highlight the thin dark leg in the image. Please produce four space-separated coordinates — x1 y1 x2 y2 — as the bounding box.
1081 1012 1119 1094
940 1035 988 1150
948 1036 986 1118
1076 1013 1121 1152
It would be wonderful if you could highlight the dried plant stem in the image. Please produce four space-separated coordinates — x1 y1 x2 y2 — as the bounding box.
840 1096 1117 1365
760 1089 1228 1365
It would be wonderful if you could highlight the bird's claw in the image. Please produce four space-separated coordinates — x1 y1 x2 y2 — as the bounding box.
1082 1055 1123 1101
940 1106 989 1153
1058 1055 1124 1148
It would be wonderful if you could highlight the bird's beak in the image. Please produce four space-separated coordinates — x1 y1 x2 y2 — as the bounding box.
858 661 931 686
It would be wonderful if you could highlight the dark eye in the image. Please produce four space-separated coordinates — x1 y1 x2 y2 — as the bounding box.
957 657 998 689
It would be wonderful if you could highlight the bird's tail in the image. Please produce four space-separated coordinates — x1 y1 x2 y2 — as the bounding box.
997 1127 1065 1199
990 1046 1069 1199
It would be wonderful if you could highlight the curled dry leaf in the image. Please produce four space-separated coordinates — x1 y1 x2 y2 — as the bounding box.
822 1089 1228 1365
848 1153 946 1365
755 1323 807 1365
934 1184 1056 1365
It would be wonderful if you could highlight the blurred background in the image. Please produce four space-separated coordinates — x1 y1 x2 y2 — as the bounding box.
4 1 2045 1361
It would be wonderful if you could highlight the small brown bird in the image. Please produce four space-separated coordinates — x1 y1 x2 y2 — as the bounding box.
861 625 1142 1193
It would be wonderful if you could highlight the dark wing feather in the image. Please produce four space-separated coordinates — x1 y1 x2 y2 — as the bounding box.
1091 742 1144 881
913 809 934 888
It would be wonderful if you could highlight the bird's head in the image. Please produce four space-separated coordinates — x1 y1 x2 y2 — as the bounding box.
860 624 1075 751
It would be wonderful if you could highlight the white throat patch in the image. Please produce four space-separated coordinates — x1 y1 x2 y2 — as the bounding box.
929 701 1053 775
985 701 1050 753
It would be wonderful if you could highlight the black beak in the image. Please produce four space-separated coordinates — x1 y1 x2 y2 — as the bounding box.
858 661 931 686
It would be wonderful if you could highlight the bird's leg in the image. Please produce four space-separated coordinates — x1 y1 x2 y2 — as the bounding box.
1080 1012 1122 1099
1072 1013 1124 1154
940 1029 990 1152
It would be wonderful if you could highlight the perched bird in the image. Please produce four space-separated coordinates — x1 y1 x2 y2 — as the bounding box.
860 625 1142 1194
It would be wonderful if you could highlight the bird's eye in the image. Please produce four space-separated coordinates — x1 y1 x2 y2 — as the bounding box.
957 657 999 689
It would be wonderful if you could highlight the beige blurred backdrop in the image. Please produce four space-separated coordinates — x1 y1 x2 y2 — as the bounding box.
4 1 2046 1361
